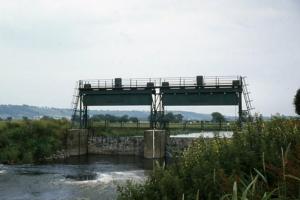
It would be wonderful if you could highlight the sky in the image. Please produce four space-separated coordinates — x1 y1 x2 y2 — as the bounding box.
0 0 299 116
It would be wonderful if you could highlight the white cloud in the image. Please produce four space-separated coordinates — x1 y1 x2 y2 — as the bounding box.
0 0 299 115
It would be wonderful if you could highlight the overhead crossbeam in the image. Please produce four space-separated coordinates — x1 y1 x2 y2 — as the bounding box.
82 89 153 106
73 76 244 129
161 88 241 106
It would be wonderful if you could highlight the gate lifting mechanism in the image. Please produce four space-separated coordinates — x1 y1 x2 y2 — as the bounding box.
70 76 254 129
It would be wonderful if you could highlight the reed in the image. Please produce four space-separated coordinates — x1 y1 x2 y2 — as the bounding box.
117 117 300 200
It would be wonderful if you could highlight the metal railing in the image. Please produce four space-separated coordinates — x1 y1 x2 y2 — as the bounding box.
79 76 241 89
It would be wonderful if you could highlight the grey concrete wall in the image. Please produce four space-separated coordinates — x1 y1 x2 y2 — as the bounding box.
87 135 197 157
144 130 166 159
67 129 88 156
88 136 144 156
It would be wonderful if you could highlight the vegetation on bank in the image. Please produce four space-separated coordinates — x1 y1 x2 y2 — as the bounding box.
117 117 300 200
295 89 300 115
0 118 69 164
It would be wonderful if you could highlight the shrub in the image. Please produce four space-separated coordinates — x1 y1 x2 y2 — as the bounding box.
0 118 69 164
118 117 300 199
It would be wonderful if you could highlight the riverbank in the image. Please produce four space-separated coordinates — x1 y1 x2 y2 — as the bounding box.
118 117 300 199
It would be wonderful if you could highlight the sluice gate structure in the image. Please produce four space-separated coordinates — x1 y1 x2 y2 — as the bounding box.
69 76 253 158
71 76 253 128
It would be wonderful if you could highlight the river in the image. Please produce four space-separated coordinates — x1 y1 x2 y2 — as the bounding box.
0 131 233 200
0 155 149 200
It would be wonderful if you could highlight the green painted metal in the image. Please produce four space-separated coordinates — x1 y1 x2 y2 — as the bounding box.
163 92 239 105
81 89 153 106
161 88 241 106
83 94 152 106
161 87 242 94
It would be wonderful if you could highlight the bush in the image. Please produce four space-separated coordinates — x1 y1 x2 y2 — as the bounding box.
0 118 69 164
118 117 300 199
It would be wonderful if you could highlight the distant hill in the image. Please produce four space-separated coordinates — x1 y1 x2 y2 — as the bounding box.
0 105 73 119
0 104 238 121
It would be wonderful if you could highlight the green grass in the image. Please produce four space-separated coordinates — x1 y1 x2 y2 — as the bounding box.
117 117 300 200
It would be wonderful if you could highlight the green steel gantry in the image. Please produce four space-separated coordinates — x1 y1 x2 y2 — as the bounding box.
71 76 253 129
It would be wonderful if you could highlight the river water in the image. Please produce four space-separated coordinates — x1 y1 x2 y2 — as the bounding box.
171 131 233 138
0 155 149 200
0 131 233 200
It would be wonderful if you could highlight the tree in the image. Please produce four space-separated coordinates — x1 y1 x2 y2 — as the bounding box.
120 115 129 123
129 117 139 128
164 113 175 123
22 116 29 121
41 116 53 120
129 117 139 123
119 115 129 127
91 114 106 121
211 112 226 128
174 114 184 123
294 89 300 115
105 114 118 123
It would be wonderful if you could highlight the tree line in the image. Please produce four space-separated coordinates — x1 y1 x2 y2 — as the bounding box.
90 113 185 123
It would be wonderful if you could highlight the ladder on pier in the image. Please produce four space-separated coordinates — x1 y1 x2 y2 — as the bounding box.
242 77 254 118
71 81 80 127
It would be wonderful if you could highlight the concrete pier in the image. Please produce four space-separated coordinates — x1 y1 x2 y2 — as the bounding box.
66 129 196 159
67 129 88 156
143 130 166 159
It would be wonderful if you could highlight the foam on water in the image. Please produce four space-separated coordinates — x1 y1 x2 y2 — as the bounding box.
0 164 7 174
63 170 145 185
101 170 144 183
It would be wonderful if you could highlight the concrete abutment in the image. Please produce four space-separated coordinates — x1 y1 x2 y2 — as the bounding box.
66 129 196 159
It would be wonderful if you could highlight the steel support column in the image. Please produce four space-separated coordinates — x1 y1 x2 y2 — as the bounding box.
150 89 165 129
150 92 157 129
158 91 165 129
83 105 88 129
238 77 243 127
238 92 243 126
79 95 83 129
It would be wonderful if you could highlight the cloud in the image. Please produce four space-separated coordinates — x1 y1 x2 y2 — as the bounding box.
0 0 299 115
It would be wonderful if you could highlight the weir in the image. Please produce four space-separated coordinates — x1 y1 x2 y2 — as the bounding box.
69 76 253 158
66 130 200 158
